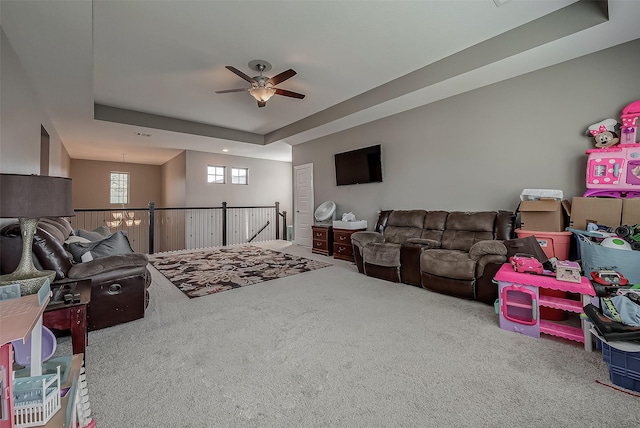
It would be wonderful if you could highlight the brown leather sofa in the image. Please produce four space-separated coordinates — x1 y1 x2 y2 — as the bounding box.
0 217 151 330
351 210 515 304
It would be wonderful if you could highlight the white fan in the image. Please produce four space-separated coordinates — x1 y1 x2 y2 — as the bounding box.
314 201 336 224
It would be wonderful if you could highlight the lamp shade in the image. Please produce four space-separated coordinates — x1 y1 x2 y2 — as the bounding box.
250 86 276 102
0 174 73 218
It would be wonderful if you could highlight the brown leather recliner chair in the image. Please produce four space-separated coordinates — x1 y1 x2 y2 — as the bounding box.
351 210 448 283
0 217 151 330
417 211 515 304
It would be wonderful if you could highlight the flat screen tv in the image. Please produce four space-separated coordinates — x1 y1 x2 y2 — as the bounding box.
334 144 383 186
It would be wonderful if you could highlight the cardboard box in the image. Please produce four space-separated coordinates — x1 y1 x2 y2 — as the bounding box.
569 197 622 230
622 198 640 226
519 199 571 232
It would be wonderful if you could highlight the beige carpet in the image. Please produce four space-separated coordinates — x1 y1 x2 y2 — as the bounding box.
54 241 638 427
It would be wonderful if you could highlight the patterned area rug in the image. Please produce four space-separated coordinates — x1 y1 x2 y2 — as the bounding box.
148 245 332 298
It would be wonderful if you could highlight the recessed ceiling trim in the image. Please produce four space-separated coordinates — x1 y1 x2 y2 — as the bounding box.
493 0 511 7
264 0 608 145
94 103 265 145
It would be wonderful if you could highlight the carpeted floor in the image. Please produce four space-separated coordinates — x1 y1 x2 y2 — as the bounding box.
54 241 639 427
149 245 332 298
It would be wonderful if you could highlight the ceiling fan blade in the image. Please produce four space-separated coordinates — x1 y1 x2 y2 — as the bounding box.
268 69 296 86
274 88 305 99
226 66 255 83
215 88 248 94
257 100 267 108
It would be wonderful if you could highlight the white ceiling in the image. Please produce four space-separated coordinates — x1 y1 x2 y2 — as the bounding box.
1 1 639 165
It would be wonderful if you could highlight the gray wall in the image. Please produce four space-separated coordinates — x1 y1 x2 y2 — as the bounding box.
0 27 70 176
161 151 187 207
293 38 640 228
182 150 292 216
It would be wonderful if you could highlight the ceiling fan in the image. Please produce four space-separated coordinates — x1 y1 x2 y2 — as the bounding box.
216 60 305 107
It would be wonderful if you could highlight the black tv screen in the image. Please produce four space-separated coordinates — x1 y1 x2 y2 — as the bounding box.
334 144 383 186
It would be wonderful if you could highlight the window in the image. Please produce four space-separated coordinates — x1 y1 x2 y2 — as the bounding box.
207 165 226 183
231 167 248 185
110 171 129 204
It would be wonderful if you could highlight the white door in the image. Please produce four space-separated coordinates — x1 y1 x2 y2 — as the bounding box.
294 163 314 247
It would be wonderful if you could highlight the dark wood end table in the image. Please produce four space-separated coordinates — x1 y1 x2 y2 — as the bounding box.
43 279 91 355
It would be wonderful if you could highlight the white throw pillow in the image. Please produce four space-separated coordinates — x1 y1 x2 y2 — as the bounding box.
81 251 94 262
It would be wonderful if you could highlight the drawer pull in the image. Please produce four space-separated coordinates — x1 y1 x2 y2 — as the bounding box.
108 284 122 295
340 236 347 241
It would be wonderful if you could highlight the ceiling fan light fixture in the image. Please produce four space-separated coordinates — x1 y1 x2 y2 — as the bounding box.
249 86 276 102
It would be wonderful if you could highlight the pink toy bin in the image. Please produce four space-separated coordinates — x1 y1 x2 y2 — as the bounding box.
515 229 572 260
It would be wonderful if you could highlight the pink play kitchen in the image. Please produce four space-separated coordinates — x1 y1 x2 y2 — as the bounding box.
584 100 640 198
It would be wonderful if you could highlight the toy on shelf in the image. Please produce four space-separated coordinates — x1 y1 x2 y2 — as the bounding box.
600 236 632 251
590 267 629 287
509 254 543 274
583 101 640 198
555 260 582 283
620 99 640 145
586 118 620 148
12 366 61 428
10 326 57 367
615 224 640 251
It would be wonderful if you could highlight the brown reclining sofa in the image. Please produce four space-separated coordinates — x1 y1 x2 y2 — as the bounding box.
351 210 515 304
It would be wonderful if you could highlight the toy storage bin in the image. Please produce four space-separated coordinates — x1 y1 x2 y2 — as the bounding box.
601 341 640 393
515 229 572 260
576 233 640 284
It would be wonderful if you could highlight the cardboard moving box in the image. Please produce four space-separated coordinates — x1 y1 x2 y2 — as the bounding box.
519 199 571 232
569 197 622 230
622 198 640 226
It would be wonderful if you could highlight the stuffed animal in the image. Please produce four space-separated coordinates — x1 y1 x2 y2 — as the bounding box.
587 118 620 148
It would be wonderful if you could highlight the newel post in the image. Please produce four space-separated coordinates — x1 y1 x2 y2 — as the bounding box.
275 202 280 239
222 201 227 246
148 201 155 254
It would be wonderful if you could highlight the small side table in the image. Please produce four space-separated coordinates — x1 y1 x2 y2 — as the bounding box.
43 280 91 355
333 228 366 262
312 225 333 256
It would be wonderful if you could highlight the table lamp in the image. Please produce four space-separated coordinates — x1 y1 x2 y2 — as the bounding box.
0 173 73 295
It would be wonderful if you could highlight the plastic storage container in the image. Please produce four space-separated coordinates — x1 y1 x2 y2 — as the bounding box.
575 232 640 284
601 341 640 393
515 229 572 260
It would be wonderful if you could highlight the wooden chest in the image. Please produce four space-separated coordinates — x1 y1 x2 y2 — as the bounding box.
88 274 146 331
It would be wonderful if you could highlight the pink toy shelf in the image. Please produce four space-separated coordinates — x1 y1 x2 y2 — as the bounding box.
495 264 596 350
584 100 640 198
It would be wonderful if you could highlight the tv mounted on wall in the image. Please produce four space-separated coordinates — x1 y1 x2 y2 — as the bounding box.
334 144 383 186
